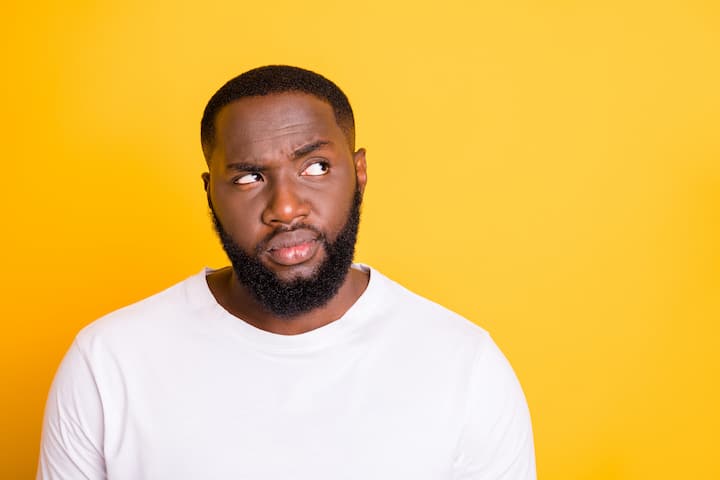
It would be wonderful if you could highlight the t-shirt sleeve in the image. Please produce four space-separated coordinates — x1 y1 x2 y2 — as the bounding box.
453 339 537 480
37 340 107 480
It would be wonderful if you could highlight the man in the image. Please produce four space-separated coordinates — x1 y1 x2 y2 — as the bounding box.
38 65 536 479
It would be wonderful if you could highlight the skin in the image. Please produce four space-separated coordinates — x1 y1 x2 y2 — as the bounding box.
202 92 368 335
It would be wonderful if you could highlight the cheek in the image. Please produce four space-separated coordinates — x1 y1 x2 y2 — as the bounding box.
211 195 263 244
319 189 356 236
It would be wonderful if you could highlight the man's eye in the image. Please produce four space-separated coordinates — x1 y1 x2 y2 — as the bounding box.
302 161 329 176
234 173 263 185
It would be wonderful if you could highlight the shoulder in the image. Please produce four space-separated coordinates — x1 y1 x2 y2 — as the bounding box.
74 269 210 353
365 265 490 335
362 265 495 358
362 267 536 477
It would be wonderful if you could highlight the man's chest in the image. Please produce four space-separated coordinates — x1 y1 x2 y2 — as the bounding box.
99 346 467 479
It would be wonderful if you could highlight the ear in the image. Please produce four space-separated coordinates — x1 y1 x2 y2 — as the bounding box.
353 148 367 195
201 172 210 192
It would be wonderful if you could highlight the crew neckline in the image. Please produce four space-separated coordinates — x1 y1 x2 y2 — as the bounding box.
185 264 389 353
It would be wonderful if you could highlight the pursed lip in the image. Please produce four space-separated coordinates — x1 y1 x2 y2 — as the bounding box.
265 229 320 251
263 229 322 266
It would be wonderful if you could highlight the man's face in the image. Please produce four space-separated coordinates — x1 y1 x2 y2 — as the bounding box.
204 92 367 316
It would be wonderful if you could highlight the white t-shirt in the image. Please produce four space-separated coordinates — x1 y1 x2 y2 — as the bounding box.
38 265 535 479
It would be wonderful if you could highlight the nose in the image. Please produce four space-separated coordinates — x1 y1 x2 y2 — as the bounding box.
261 178 310 226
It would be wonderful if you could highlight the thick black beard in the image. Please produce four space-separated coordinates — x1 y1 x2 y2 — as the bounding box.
210 190 362 318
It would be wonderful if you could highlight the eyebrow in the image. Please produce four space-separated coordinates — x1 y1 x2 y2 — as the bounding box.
225 161 264 172
225 140 332 172
292 140 331 160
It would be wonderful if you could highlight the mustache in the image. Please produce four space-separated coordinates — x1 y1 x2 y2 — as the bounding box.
206 195 327 255
255 224 327 255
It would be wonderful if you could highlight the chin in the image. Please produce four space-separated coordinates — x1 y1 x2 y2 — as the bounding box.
267 258 325 284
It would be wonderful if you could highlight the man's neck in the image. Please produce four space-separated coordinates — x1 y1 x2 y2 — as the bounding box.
206 266 369 335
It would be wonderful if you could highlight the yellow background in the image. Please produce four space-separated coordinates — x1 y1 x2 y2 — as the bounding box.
2 1 719 478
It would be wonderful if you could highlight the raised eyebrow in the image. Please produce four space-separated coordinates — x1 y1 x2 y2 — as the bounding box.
292 140 331 160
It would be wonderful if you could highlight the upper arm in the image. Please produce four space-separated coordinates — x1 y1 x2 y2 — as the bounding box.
453 340 536 480
37 340 106 480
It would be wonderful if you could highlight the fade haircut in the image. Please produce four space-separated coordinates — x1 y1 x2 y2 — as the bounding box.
200 65 355 162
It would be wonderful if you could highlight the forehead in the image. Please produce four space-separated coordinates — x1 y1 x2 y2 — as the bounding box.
213 92 344 156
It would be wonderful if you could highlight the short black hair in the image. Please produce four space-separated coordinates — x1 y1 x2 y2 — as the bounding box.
200 65 355 161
